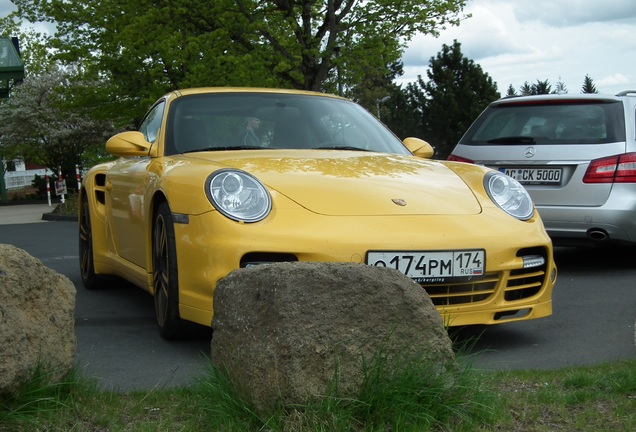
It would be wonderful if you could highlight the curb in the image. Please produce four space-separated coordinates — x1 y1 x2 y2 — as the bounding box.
42 213 77 222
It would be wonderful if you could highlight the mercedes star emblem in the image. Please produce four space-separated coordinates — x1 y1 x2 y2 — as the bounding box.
524 147 536 158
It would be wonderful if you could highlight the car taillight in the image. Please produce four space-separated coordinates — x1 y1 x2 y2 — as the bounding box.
448 154 474 163
583 153 636 183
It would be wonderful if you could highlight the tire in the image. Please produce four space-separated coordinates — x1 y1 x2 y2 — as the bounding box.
153 201 189 340
79 193 105 289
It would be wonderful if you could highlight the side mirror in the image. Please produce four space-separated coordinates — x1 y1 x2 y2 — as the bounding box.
403 137 435 159
106 131 155 157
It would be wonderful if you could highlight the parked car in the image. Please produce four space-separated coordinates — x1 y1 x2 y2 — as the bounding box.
449 91 636 247
79 87 556 339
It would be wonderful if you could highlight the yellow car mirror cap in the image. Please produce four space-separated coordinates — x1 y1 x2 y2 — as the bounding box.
106 131 154 157
403 137 435 159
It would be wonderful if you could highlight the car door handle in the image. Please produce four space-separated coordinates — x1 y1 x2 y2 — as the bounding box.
106 180 113 192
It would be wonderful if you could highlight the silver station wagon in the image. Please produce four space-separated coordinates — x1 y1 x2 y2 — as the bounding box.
449 91 636 247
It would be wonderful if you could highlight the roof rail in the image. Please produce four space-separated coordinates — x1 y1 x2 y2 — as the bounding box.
615 90 636 96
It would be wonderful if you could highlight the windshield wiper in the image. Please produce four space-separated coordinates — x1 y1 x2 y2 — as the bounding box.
486 136 536 144
186 145 264 153
315 146 370 151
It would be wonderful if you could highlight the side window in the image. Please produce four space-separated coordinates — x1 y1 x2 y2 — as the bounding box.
139 101 165 143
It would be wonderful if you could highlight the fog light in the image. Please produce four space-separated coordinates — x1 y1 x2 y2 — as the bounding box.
522 255 545 268
550 267 557 283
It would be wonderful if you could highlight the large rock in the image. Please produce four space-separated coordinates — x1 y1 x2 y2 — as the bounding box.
211 262 454 413
0 244 76 395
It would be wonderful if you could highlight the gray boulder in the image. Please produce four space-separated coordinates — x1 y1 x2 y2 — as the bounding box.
211 262 454 413
0 244 76 395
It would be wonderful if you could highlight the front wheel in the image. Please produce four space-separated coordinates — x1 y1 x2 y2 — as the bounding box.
153 202 188 339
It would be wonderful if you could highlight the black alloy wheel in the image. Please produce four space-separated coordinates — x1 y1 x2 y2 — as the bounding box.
79 193 104 289
153 201 187 339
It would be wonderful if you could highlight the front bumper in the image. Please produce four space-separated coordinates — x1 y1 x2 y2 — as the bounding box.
173 208 556 328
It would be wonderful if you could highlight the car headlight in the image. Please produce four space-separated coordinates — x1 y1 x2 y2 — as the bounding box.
484 171 534 220
205 170 271 222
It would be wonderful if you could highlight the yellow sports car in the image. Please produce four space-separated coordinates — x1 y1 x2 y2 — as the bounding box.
79 88 557 339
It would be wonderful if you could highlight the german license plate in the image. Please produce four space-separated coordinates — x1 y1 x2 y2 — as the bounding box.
500 167 562 185
366 250 485 283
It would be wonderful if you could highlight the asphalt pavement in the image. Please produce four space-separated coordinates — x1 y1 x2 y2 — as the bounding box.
0 204 211 391
1 203 634 392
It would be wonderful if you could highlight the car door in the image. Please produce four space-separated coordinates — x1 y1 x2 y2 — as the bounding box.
107 101 165 269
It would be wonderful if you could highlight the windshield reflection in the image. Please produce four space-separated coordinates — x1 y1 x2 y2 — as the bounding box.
164 92 409 156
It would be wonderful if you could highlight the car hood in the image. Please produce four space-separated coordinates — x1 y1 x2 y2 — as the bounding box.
184 150 482 216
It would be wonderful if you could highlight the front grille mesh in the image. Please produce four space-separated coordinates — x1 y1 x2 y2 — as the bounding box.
504 267 545 301
422 250 548 306
424 274 499 306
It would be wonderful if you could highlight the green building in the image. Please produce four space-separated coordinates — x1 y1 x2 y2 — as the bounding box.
0 37 25 203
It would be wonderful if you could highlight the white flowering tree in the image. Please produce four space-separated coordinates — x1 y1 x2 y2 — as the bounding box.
0 66 119 187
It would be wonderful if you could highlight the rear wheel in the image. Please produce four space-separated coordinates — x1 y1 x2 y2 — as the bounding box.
79 193 105 289
153 202 189 339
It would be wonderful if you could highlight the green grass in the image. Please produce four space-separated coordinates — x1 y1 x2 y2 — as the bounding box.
489 361 636 432
1 356 634 432
0 367 98 432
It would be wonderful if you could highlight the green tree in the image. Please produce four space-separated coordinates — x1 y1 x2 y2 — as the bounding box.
518 79 553 95
347 59 404 121
0 67 118 186
408 40 500 159
581 74 598 93
381 83 427 140
532 79 552 95
506 84 517 96
9 0 467 121
519 81 533 96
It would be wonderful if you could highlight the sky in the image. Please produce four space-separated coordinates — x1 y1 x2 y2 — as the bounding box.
400 0 636 95
2 0 636 96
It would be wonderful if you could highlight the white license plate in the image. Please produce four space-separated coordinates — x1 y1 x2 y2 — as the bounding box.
366 250 485 283
501 167 562 185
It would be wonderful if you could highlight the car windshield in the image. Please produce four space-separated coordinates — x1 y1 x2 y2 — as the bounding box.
164 92 409 156
460 100 626 145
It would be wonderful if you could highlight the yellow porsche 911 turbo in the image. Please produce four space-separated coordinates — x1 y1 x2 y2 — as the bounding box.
79 87 557 339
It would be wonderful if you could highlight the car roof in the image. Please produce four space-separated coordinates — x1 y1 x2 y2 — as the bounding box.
491 90 636 106
166 87 346 100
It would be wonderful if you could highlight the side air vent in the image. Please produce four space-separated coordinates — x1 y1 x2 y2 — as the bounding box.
94 173 107 205
504 247 548 301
